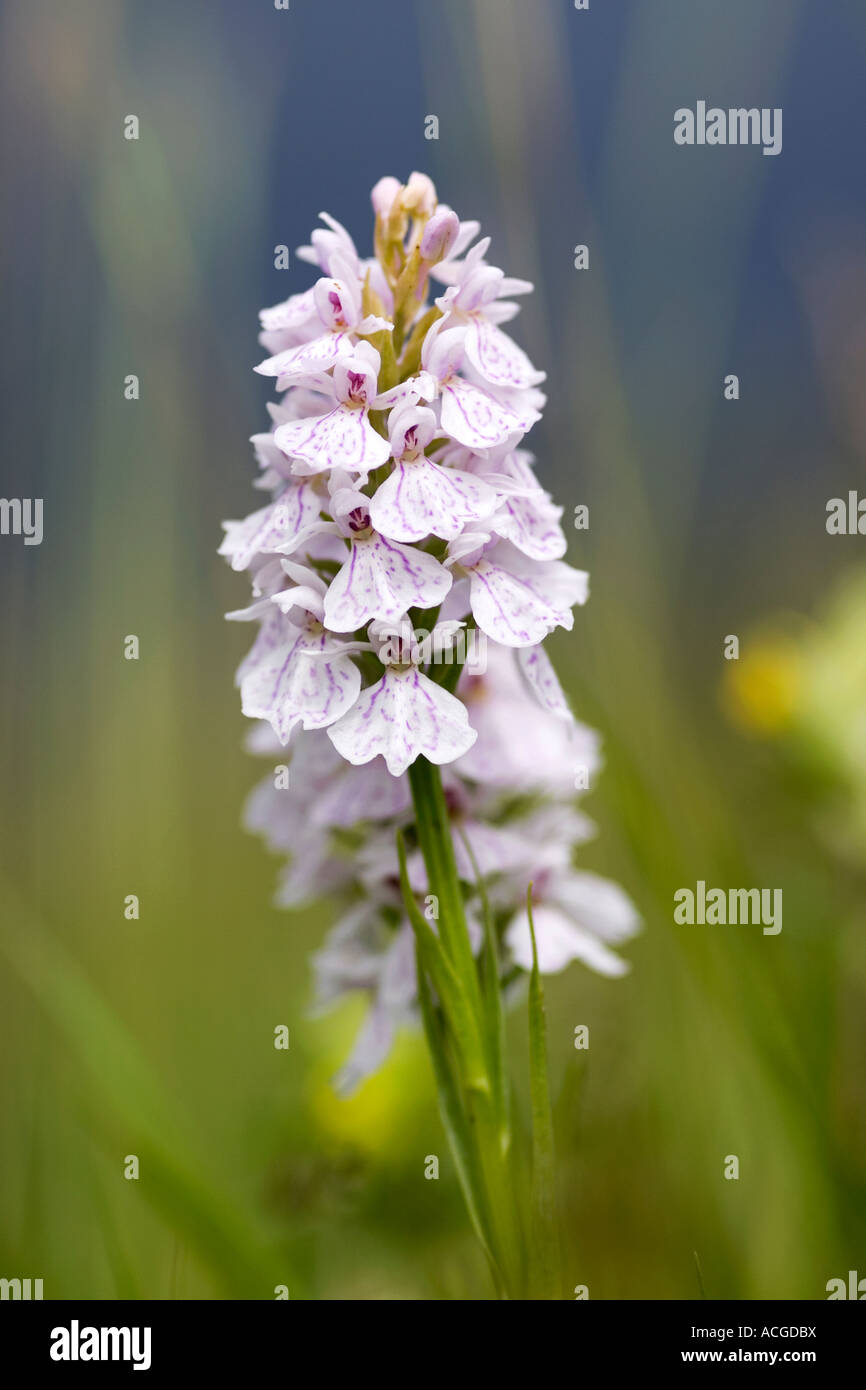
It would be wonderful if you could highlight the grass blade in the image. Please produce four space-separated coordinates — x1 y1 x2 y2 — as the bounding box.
413 944 503 1293
527 883 561 1299
458 826 509 1138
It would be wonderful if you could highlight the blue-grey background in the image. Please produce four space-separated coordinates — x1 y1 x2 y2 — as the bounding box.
1 0 865 1298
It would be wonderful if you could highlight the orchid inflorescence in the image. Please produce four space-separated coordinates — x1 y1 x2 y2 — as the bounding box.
222 172 638 1295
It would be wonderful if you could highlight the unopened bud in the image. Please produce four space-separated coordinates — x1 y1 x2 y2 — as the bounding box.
371 176 401 218
420 207 459 264
402 171 437 217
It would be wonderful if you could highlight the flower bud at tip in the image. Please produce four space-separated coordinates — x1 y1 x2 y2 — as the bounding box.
371 176 401 218
419 207 460 264
401 171 437 218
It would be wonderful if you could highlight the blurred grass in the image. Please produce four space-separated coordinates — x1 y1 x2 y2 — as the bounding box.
1 0 864 1299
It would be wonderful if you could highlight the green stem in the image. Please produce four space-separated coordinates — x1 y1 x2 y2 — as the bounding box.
406 757 524 1297
408 758 480 1010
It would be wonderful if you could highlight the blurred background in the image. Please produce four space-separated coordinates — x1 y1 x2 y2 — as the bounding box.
1 0 865 1299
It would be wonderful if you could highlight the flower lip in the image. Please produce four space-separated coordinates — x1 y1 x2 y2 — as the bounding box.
346 371 369 405
313 273 361 333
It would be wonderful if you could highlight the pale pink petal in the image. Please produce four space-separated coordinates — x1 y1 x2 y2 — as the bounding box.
438 576 472 623
219 484 322 571
259 287 318 337
227 600 292 686
483 301 520 326
255 332 352 380
498 276 534 296
453 819 544 882
311 758 413 828
296 212 360 275
465 318 544 389
240 626 361 743
373 372 438 410
328 666 477 776
489 490 567 560
369 458 497 542
517 645 573 719
431 220 482 282
271 584 326 623
333 1003 396 1096
312 904 389 1004
323 532 452 632
276 839 353 908
274 406 391 475
552 871 641 945
505 903 630 977
357 313 393 334
499 543 589 610
467 546 587 647
455 644 594 794
440 376 540 451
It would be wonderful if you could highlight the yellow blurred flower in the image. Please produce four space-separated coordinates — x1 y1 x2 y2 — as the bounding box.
307 1004 432 1157
723 635 803 736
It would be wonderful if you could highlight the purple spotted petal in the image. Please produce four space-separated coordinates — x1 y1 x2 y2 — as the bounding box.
323 532 452 632
219 483 322 571
259 287 319 339
369 458 497 542
227 599 293 686
274 405 391 475
327 666 477 776
240 625 361 744
488 489 567 560
440 376 540 451
373 372 438 410
255 332 352 380
311 757 413 829
517 645 573 720
468 544 588 647
464 317 545 391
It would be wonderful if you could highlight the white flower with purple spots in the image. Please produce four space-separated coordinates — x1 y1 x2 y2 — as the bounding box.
231 572 362 744
368 403 498 542
256 264 391 385
322 500 452 632
327 627 477 776
272 342 392 476
222 176 638 1108
434 237 544 392
447 533 588 648
420 325 542 453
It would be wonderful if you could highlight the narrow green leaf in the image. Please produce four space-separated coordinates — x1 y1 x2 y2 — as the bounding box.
458 826 509 1142
413 945 503 1294
527 883 561 1299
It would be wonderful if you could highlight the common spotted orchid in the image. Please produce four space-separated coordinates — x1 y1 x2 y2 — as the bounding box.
222 174 638 1299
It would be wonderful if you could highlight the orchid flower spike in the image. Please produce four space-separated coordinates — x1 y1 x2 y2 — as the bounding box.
221 175 638 1096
